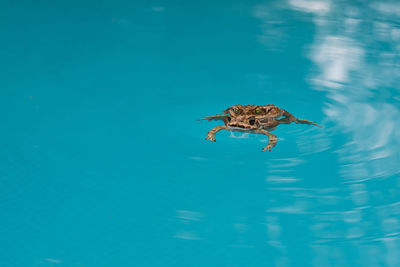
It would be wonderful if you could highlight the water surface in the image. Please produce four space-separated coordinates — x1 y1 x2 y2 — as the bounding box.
1 0 400 266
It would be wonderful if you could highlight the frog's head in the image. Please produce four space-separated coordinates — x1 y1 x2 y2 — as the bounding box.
224 104 260 130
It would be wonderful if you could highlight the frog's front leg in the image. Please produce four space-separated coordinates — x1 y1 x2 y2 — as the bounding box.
206 126 228 142
254 129 278 152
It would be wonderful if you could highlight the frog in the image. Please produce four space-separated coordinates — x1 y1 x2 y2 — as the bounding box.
199 104 321 152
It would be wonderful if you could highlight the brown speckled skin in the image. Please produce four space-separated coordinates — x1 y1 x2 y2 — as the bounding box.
199 104 321 152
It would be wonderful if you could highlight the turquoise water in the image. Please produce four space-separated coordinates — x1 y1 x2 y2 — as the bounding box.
2 0 400 266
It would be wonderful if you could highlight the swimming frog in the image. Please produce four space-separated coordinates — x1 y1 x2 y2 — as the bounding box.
199 104 321 152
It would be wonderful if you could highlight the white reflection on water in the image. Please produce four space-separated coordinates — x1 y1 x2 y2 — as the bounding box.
289 0 330 15
265 216 290 266
267 158 304 184
372 2 400 16
295 127 331 154
304 4 400 182
44 258 62 264
254 1 400 264
173 210 204 240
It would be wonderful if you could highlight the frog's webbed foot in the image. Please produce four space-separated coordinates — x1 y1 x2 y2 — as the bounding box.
262 143 274 152
206 132 216 142
205 126 228 142
254 129 277 152
295 118 322 127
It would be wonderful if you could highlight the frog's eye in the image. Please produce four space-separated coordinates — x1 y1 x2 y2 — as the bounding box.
249 118 256 125
255 108 262 114
233 107 240 114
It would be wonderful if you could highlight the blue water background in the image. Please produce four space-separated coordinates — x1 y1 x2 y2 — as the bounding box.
1 0 400 266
